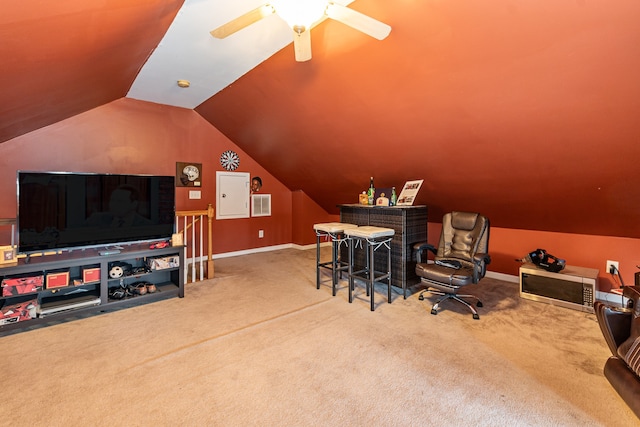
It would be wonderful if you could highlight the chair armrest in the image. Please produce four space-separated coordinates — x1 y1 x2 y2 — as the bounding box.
623 285 640 309
473 253 491 265
470 253 491 282
594 301 632 356
413 242 436 264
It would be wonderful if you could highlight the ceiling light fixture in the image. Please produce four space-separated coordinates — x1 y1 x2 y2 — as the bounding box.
210 2 391 62
177 80 190 88
272 0 327 32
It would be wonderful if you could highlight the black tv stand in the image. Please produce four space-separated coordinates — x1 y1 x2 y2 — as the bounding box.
0 243 184 335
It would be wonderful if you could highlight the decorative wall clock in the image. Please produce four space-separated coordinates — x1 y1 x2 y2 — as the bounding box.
220 150 240 171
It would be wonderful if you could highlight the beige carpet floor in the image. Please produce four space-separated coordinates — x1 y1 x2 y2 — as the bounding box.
1 248 638 426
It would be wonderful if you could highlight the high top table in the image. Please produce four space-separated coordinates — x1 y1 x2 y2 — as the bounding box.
338 204 428 298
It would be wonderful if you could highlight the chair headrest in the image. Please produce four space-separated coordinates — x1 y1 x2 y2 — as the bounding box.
451 212 479 231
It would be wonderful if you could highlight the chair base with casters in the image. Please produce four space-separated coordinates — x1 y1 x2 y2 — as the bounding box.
414 211 491 320
418 280 483 320
313 222 358 296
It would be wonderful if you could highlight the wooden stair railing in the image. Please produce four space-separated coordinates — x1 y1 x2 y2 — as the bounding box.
0 219 17 262
0 219 16 246
175 204 214 282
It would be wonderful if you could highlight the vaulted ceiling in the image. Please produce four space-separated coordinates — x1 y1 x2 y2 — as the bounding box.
3 1 640 237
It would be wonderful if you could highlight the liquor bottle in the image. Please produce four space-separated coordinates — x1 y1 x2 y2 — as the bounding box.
390 187 397 206
367 177 375 205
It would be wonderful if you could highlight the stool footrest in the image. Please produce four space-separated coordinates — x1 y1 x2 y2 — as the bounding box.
350 270 390 282
347 231 394 311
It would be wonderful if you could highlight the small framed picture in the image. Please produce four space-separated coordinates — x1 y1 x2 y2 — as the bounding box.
0 246 17 265
396 179 424 206
176 162 202 187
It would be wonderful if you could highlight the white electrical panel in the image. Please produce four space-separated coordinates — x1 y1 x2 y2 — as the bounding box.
216 171 250 219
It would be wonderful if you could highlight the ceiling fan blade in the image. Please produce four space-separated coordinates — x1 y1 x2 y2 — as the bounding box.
325 2 391 40
293 28 312 62
210 4 276 38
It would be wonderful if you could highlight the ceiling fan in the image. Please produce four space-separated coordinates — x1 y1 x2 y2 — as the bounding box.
210 1 391 62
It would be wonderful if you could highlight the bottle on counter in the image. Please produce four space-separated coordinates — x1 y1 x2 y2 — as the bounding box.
390 187 397 206
367 176 375 205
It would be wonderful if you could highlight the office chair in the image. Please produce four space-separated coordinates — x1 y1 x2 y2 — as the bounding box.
414 211 491 319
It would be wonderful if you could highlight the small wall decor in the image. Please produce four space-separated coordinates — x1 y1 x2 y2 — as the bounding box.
176 162 202 187
251 176 262 192
0 245 17 265
220 150 240 171
396 179 424 206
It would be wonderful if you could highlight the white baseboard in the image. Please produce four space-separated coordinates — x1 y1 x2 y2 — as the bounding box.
212 242 333 259
486 270 519 283
210 245 522 283
290 242 331 251
210 245 520 284
207 246 627 306
212 243 297 259
185 242 328 265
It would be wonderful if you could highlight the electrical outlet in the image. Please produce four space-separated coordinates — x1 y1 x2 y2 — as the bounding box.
606 260 619 274
258 230 264 238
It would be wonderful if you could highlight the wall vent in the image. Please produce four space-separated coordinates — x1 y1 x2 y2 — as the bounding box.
251 194 271 217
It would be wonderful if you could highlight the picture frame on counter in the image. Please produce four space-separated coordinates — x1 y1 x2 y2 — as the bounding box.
396 179 424 206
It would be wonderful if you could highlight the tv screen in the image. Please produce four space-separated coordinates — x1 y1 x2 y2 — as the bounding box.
17 171 175 254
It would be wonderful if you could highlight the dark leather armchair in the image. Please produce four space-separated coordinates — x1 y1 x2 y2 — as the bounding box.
414 211 490 319
594 286 640 419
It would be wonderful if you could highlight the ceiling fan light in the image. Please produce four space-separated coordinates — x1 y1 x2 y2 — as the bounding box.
272 0 327 30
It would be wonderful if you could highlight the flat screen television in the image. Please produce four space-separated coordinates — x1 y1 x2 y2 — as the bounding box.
17 171 175 254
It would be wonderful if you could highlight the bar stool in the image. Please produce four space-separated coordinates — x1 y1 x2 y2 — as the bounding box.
313 222 358 296
344 226 395 311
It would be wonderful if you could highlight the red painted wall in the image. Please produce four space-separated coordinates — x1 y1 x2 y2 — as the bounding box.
0 98 293 255
1 97 638 293
292 190 339 246
428 222 640 292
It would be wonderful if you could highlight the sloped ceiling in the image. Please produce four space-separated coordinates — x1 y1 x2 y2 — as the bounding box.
2 1 640 237
0 0 184 141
